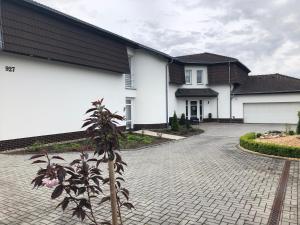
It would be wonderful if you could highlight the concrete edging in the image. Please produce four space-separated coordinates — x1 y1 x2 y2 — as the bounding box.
236 144 300 161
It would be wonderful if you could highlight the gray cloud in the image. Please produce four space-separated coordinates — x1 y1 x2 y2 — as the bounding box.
35 0 300 77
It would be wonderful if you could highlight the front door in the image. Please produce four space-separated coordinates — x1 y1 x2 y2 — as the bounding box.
190 101 197 119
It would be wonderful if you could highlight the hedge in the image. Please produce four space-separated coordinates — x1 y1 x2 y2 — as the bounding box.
240 132 300 158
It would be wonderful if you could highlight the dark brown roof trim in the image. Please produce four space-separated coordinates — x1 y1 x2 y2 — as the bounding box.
13 0 172 60
175 88 219 97
181 60 251 73
233 90 300 95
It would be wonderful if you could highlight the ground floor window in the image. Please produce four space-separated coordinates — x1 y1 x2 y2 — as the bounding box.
199 100 203 120
125 98 133 129
185 100 189 119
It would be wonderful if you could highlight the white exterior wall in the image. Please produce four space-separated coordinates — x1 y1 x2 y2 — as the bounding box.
133 50 168 125
168 84 179 118
209 85 231 118
232 93 300 119
0 53 125 140
203 98 218 118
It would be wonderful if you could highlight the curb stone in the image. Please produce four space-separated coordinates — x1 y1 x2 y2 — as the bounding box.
236 144 300 161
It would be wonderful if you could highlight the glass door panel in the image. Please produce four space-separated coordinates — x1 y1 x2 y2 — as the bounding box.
190 101 197 119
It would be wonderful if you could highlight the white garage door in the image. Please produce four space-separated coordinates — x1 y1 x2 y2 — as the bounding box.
244 102 300 124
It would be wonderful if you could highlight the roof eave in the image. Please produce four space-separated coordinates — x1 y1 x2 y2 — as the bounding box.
176 59 251 73
176 95 218 97
233 90 300 95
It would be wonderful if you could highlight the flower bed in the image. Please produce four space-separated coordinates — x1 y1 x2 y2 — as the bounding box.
153 127 204 137
240 132 300 158
9 133 169 154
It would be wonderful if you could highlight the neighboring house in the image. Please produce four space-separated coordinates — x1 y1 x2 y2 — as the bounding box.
0 0 300 150
168 54 300 125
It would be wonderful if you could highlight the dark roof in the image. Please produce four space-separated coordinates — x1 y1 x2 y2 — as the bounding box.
1 0 172 60
233 74 300 95
175 52 251 73
175 88 218 98
176 52 237 64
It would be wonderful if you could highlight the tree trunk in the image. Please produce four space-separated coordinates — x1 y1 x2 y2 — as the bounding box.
108 159 118 225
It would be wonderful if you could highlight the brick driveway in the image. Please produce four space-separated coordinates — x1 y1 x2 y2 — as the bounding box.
0 123 299 225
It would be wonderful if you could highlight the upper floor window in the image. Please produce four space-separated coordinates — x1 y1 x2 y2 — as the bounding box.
185 70 192 84
125 73 134 89
197 70 203 84
125 57 135 89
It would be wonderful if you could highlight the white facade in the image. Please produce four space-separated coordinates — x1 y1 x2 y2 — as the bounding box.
129 49 168 126
1 49 300 142
210 85 231 118
0 52 125 141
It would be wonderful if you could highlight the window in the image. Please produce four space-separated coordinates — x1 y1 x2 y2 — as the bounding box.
185 100 189 119
185 70 192 84
197 70 203 84
199 100 203 120
125 57 134 89
125 73 134 89
125 98 133 129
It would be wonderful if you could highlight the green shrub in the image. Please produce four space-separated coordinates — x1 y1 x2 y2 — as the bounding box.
256 133 262 138
297 111 300 134
27 141 45 152
289 130 295 136
179 113 186 126
121 133 154 146
171 112 179 131
240 132 300 158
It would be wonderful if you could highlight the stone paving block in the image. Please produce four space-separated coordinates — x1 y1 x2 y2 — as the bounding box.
0 124 299 224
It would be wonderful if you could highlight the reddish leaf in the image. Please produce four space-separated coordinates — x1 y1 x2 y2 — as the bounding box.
32 160 47 164
29 154 45 160
51 156 65 161
99 196 110 205
51 185 64 199
122 202 134 210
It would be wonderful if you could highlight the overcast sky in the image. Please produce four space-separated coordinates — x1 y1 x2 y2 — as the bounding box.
36 0 300 78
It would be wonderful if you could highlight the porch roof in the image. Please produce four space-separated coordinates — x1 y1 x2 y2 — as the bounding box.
175 88 218 98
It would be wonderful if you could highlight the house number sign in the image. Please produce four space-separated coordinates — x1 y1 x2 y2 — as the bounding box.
5 66 15 72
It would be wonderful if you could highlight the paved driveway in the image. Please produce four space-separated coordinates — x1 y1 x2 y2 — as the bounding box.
0 124 299 225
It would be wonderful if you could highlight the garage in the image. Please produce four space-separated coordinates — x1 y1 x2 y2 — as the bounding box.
244 102 300 124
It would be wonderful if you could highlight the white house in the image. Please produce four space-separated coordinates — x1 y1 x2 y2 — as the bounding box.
0 0 300 150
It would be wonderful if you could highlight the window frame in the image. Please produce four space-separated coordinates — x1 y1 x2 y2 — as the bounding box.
185 70 192 85
196 70 203 84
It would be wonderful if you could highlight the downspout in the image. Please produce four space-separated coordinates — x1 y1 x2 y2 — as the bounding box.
217 96 219 121
165 58 174 128
228 62 232 121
